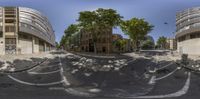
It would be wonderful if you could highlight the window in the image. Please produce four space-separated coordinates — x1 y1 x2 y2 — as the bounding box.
5 19 15 23
5 26 15 32
5 14 15 17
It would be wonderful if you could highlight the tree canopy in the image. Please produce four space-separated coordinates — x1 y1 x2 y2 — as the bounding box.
157 36 167 49
120 18 154 51
77 8 123 53
64 24 79 37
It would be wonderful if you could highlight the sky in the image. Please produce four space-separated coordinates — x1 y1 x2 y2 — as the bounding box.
1 0 200 42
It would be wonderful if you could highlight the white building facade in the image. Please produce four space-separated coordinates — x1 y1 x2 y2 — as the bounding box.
176 7 200 55
0 7 55 55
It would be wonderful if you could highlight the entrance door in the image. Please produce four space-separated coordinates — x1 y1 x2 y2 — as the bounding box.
5 38 16 54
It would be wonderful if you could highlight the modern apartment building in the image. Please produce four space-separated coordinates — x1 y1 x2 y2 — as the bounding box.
176 7 200 55
80 28 112 54
0 7 55 55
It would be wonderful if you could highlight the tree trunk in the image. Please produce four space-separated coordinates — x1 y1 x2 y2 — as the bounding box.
94 42 97 54
134 40 139 52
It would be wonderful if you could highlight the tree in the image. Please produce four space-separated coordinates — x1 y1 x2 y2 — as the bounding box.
157 36 167 49
78 8 123 54
141 35 155 49
113 39 127 52
120 18 154 51
64 24 79 37
141 39 155 50
55 42 59 49
59 35 67 50
63 24 79 50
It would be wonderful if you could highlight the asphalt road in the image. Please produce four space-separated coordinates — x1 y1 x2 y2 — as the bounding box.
0 51 199 99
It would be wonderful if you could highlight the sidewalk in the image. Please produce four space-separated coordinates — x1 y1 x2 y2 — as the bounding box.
0 52 57 72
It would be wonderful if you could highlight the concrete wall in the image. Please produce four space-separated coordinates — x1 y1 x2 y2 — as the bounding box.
177 38 200 55
0 38 4 55
33 37 39 53
18 37 33 54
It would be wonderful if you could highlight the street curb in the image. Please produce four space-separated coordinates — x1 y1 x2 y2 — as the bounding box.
0 58 48 74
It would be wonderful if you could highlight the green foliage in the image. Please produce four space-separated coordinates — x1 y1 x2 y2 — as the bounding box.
113 39 127 51
141 39 155 49
64 24 79 37
59 35 67 49
157 36 167 49
55 42 59 49
78 8 123 29
60 24 79 50
120 18 154 51
78 8 123 53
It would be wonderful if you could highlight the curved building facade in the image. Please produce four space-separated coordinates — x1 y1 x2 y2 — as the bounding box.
176 7 200 55
0 7 55 55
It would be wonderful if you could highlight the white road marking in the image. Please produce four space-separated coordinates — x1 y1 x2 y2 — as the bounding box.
28 69 61 75
155 68 178 81
57 54 96 97
65 88 95 97
58 56 71 86
157 62 174 70
56 52 191 98
88 88 101 93
27 59 49 72
122 72 191 98
148 75 156 85
8 75 63 86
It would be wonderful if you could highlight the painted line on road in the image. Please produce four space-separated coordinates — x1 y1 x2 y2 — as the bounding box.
27 58 49 72
8 75 63 86
65 88 96 97
157 62 174 70
155 68 178 81
58 56 71 86
122 72 191 99
28 69 61 75
126 59 136 64
148 75 156 85
58 55 96 97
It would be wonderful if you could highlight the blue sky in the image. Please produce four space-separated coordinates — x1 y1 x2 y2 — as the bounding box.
1 0 200 42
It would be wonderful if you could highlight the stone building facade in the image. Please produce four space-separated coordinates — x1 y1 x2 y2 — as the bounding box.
80 28 112 54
